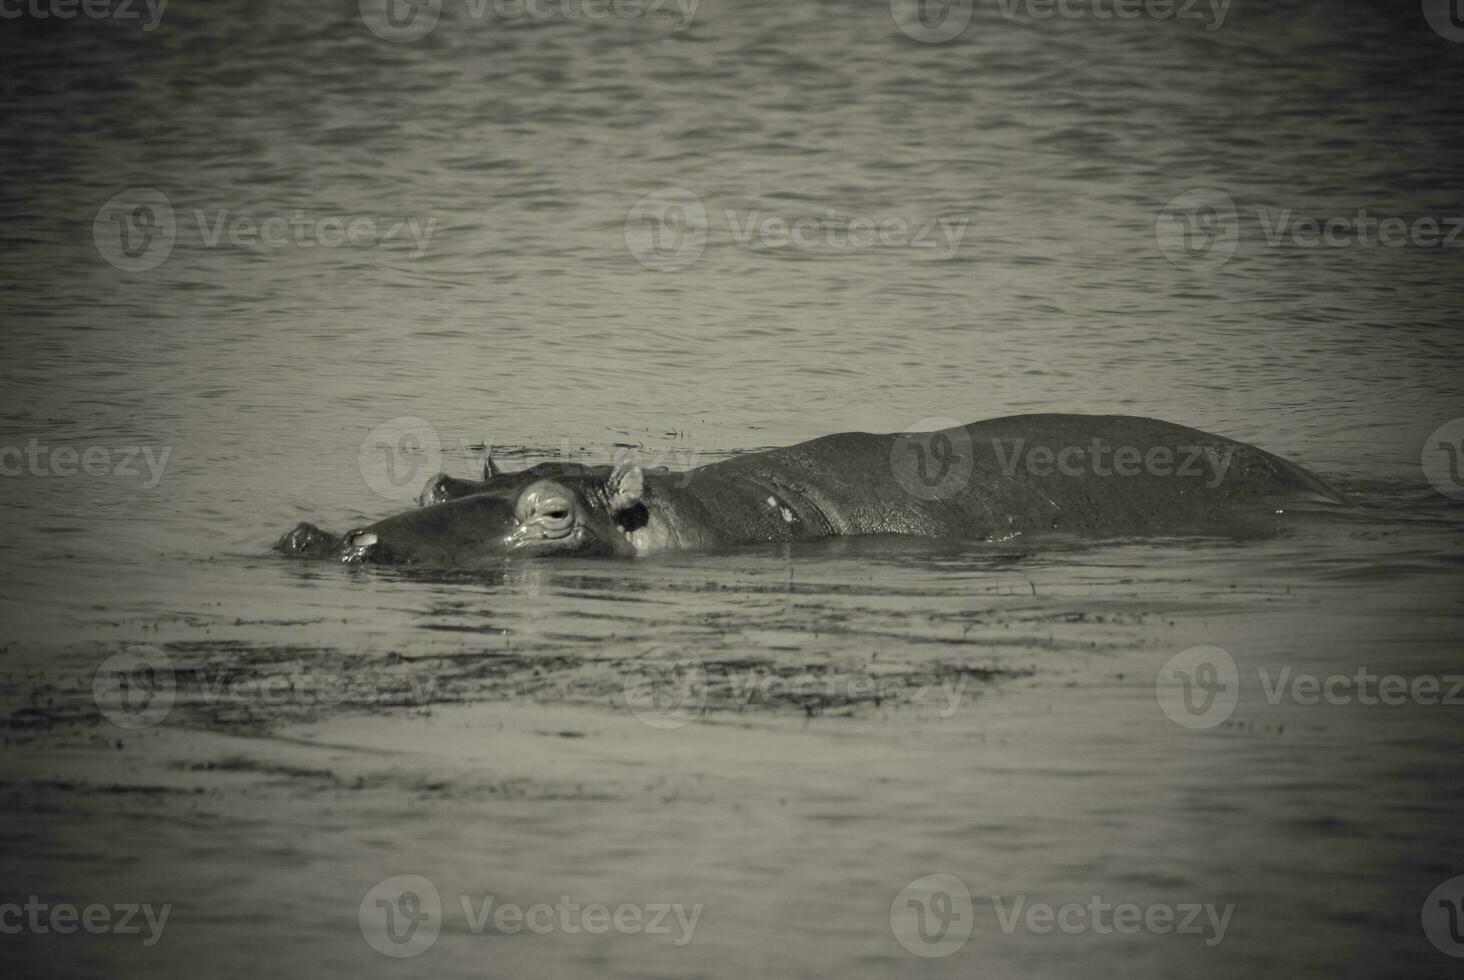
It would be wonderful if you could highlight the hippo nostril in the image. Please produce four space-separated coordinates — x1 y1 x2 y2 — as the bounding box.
340 530 380 563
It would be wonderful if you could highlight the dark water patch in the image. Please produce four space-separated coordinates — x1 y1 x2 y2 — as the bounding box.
173 757 335 781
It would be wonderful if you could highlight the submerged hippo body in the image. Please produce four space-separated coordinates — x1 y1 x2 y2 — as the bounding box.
276 414 1345 565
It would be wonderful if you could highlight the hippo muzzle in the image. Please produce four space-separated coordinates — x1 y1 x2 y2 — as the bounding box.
274 523 399 563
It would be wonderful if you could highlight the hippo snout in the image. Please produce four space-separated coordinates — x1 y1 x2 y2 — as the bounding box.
276 522 392 563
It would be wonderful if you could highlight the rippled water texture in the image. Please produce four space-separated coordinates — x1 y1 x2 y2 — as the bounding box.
1 0 1462 977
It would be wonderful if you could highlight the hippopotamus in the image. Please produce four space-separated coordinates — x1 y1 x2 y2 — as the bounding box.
275 414 1345 565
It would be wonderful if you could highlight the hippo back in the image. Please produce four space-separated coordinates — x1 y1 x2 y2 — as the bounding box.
678 414 1343 541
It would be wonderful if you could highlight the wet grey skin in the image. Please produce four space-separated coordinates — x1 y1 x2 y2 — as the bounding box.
275 414 1347 566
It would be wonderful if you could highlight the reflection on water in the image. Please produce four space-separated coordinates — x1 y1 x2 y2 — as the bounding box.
1 0 1463 977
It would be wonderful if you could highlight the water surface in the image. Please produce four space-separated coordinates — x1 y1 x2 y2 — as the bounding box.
1 0 1463 977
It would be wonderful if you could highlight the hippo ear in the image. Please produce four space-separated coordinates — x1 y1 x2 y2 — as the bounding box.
483 450 501 480
607 459 644 512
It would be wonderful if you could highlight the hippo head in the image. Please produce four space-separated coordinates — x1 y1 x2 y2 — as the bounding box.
276 460 648 565
417 456 613 508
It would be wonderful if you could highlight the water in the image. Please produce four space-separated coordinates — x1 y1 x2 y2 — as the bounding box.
1 0 1463 976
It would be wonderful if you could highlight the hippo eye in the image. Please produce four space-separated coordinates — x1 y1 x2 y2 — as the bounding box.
516 481 577 531
532 498 574 529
